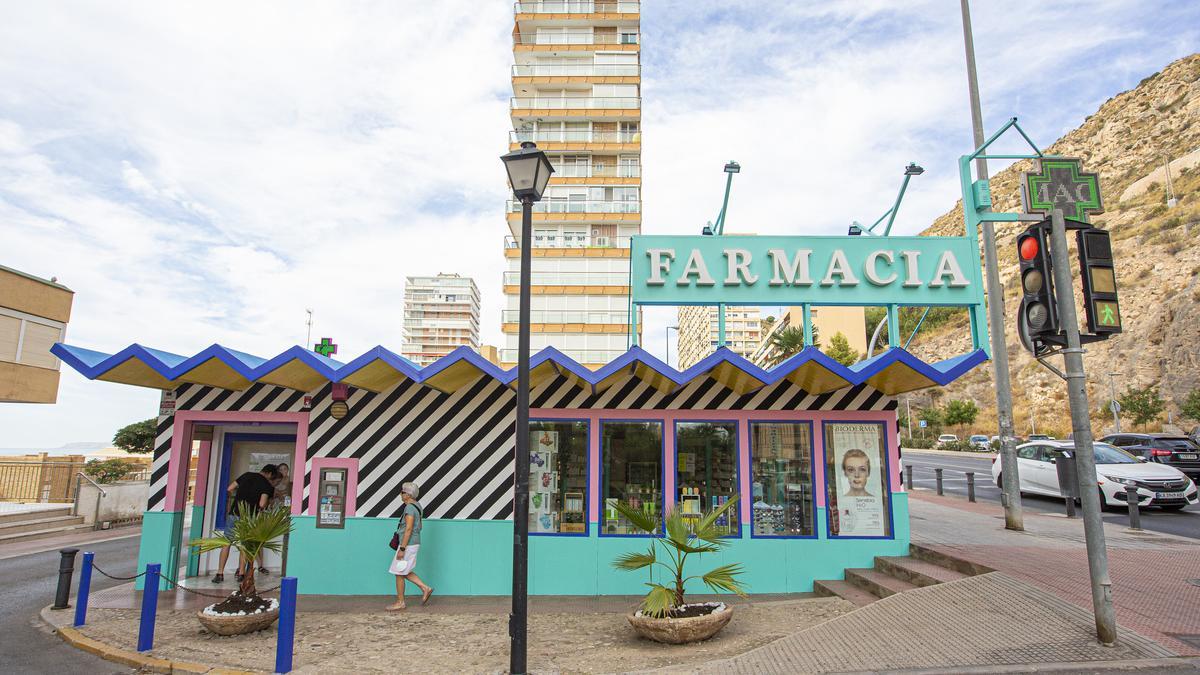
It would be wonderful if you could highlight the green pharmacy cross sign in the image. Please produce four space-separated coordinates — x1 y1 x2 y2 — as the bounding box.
1021 158 1103 223
314 337 338 357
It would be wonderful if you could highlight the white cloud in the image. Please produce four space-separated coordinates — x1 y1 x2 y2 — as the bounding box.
1 1 1196 447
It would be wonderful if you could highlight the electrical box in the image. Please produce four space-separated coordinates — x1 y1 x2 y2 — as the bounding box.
316 468 347 529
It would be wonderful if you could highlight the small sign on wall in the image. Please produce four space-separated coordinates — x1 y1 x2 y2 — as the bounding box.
159 390 176 416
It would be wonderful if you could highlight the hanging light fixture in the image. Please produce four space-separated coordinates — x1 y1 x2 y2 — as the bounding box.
330 383 350 420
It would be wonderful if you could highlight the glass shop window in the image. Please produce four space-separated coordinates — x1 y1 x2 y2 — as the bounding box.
602 421 663 535
675 422 738 536
528 421 588 534
825 422 892 537
750 422 814 537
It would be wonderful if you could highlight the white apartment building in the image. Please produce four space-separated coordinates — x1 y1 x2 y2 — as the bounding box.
676 306 762 369
502 1 642 367
401 273 481 366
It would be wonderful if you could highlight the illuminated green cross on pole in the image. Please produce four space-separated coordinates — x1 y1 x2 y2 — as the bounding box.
1022 157 1103 223
314 337 337 357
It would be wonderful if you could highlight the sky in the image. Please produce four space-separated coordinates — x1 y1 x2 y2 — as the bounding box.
2 0 1197 449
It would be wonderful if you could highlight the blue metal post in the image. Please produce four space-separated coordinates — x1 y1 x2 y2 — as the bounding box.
73 552 94 627
276 577 298 673
137 563 160 652
887 305 900 349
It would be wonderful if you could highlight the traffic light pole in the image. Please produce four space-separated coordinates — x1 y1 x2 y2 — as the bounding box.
959 0 1024 531
1049 208 1116 646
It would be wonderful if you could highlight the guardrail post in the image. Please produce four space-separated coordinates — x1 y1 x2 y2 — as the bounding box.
966 472 976 502
1124 486 1142 531
138 563 161 652
52 548 79 610
905 465 913 490
73 552 94 627
276 577 298 674
934 468 944 496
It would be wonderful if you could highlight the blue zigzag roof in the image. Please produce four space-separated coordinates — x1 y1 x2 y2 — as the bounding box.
51 342 987 397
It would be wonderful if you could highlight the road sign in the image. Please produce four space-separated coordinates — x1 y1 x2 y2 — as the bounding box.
1021 158 1104 223
919 420 927 428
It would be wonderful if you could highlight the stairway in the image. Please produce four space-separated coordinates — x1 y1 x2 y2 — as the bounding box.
813 544 985 607
0 505 90 545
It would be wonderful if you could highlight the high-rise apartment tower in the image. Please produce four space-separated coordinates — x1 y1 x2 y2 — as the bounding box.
401 273 481 366
503 1 641 368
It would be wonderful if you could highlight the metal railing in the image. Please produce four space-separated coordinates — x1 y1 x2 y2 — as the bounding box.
512 64 640 77
503 271 630 286
514 33 639 46
501 310 630 324
516 1 640 13
500 348 628 363
550 163 640 178
506 199 641 214
0 460 86 503
504 234 633 249
510 129 640 144
511 96 640 110
72 472 106 529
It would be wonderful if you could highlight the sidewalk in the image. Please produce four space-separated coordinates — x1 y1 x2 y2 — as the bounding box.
0 526 141 561
908 491 1200 656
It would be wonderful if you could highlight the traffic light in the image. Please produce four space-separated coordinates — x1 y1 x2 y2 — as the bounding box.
1017 225 1060 343
1077 228 1121 334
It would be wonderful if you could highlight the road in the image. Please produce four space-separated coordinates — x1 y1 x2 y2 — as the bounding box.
902 449 1200 539
0 534 139 673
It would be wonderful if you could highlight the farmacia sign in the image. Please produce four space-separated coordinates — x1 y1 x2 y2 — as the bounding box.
631 235 984 307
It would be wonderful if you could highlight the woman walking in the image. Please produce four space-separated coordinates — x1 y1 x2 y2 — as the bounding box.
387 482 433 611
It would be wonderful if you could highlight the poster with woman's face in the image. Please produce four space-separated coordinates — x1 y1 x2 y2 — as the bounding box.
827 423 889 537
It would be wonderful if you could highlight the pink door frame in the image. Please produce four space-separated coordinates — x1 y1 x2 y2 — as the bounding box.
164 410 310 516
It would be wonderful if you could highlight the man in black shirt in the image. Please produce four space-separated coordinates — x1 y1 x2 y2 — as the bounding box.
212 464 277 584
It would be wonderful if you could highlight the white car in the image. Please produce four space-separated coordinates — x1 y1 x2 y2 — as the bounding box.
968 435 990 451
937 434 958 446
991 441 1199 510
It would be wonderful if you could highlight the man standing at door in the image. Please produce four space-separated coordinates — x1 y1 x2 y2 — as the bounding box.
211 464 277 584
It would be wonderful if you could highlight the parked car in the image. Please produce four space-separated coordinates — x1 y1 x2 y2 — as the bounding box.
937 434 959 447
1099 433 1200 482
968 435 990 451
1027 434 1055 441
991 440 1198 511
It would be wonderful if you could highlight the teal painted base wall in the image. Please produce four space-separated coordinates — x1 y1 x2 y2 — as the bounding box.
281 493 910 596
185 505 205 577
136 510 183 591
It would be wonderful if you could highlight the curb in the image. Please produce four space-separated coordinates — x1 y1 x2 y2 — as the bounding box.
40 605 258 674
874 655 1200 673
902 447 997 458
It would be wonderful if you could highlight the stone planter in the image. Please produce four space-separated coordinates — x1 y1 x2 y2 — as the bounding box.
197 606 280 636
626 604 733 644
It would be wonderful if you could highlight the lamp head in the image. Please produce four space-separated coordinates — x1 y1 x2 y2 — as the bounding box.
904 162 925 176
501 141 555 201
848 223 863 236
724 161 741 174
701 222 714 236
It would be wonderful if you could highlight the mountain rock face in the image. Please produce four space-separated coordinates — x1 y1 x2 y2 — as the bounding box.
909 53 1200 436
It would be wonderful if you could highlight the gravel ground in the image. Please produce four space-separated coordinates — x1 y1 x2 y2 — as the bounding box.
79 597 853 673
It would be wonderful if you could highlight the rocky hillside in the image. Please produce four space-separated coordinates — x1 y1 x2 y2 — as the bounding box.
908 53 1200 436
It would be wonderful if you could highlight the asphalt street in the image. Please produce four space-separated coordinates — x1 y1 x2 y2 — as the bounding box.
903 449 1200 539
0 534 139 673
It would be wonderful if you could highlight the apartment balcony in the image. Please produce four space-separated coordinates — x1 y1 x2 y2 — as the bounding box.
508 129 639 153
515 1 639 14
503 234 632 253
501 309 629 324
506 199 639 214
550 163 639 179
499 347 628 367
512 64 639 78
511 96 638 110
513 33 639 48
403 319 477 330
502 270 629 286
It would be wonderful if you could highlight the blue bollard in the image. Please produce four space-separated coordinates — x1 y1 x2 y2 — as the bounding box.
276 577 298 674
73 552 95 627
137 563 160 652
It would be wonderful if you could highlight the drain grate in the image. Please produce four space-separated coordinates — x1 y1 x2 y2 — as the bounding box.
1167 633 1200 650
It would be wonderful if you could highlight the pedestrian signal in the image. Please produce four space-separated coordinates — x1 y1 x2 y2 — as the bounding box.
1077 228 1121 333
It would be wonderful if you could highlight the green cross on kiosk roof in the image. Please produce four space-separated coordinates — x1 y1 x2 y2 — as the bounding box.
314 337 338 357
1022 158 1104 222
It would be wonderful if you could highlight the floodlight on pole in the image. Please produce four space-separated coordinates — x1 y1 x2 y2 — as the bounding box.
499 140 553 675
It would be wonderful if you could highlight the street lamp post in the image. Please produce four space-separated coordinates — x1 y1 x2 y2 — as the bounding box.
500 141 554 675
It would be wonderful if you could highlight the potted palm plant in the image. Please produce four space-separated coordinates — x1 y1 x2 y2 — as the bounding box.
611 496 747 644
189 504 293 636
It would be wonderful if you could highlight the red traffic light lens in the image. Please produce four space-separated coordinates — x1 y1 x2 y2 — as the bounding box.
1019 236 1039 261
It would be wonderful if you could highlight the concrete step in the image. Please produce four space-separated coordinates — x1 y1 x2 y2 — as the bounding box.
0 523 92 545
845 568 918 598
812 579 878 607
909 543 994 577
874 555 969 587
0 506 72 526
0 514 86 536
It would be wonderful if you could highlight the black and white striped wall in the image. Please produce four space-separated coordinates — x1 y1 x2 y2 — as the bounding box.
147 373 894 519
